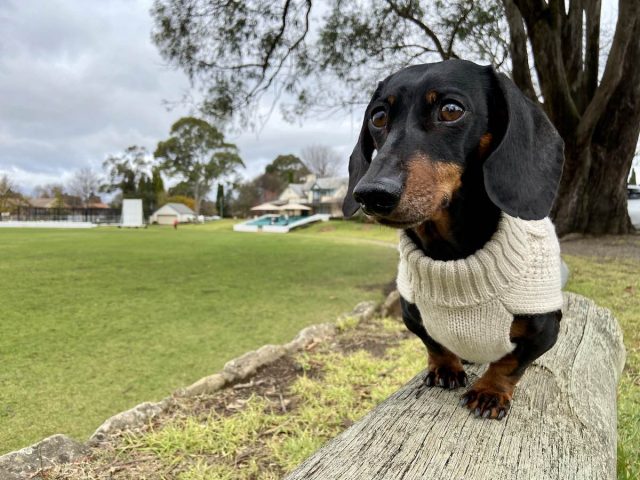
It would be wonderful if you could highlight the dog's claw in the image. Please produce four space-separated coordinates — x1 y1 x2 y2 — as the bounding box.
420 367 468 392
461 386 512 420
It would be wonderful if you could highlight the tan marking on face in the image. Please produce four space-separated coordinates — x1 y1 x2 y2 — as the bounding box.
387 95 396 106
477 132 493 159
412 210 453 243
426 90 438 104
392 154 462 226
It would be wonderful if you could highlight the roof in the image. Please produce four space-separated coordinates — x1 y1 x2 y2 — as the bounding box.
164 203 195 215
87 202 110 209
29 197 57 208
283 176 347 199
286 184 306 197
313 177 348 190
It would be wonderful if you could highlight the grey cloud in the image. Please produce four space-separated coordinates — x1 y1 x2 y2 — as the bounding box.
0 0 358 194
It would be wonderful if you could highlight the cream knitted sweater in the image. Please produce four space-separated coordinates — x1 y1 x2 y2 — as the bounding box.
396 214 563 364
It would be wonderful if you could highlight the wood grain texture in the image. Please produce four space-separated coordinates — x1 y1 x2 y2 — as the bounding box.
285 293 625 480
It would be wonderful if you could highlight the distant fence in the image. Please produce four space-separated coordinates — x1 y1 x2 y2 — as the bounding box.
8 207 121 224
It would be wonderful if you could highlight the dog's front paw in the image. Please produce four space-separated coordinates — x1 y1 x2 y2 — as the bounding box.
416 366 467 397
460 386 512 420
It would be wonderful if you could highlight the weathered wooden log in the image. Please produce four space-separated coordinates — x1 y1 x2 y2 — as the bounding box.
286 293 625 480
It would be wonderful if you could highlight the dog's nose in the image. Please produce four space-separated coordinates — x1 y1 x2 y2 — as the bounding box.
353 179 402 215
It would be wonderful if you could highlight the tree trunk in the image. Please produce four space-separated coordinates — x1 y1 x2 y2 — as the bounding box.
552 16 640 236
194 181 201 216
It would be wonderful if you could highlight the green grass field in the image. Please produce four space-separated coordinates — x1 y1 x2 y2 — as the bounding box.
2 220 638 479
0 220 398 453
47 240 640 479
562 254 640 479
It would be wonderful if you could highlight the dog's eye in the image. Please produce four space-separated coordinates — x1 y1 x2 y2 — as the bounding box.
371 109 387 128
439 103 464 122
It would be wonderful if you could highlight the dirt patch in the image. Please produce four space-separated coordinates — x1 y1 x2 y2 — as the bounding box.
561 233 640 260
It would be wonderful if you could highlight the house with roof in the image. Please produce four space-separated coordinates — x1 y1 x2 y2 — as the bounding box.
278 174 348 217
29 197 64 209
150 203 196 225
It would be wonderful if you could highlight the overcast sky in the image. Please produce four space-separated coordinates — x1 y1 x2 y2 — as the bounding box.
0 0 357 195
0 0 624 195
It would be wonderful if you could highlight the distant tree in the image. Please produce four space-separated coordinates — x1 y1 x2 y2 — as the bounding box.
102 146 151 196
102 145 157 216
134 166 167 214
151 167 166 209
34 183 65 199
630 168 637 185
166 195 196 211
154 117 244 214
0 174 24 213
227 173 287 217
254 173 286 201
300 145 343 177
167 181 194 197
67 168 101 207
200 199 217 216
32 183 74 208
137 175 156 217
265 154 310 183
216 183 225 217
229 181 261 217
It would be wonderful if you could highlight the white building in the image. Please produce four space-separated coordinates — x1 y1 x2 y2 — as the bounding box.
150 203 196 225
278 174 348 217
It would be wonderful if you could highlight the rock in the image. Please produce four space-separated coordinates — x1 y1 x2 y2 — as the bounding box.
223 344 287 381
0 434 88 480
380 290 402 318
90 398 171 442
283 323 337 353
349 301 377 322
175 372 229 397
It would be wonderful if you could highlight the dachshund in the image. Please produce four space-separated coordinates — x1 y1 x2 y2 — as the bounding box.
342 60 565 420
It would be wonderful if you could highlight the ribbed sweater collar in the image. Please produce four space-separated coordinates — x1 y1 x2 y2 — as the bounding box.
398 214 534 307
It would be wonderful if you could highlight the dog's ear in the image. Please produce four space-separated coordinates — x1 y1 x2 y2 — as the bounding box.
483 70 564 220
342 85 381 218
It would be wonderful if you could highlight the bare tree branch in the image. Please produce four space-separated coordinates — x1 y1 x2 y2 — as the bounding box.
384 0 455 59
583 0 601 99
446 3 473 58
503 0 537 101
577 0 639 145
300 145 343 177
512 0 581 132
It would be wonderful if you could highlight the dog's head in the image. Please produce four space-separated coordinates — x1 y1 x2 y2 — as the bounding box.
343 60 564 226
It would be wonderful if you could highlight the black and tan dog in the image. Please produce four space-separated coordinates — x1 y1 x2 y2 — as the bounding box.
342 60 564 420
